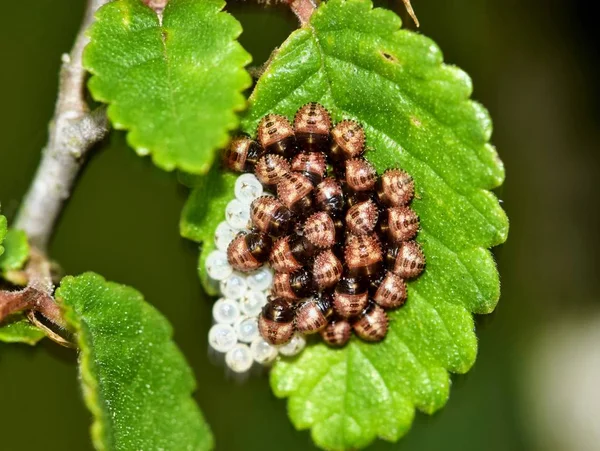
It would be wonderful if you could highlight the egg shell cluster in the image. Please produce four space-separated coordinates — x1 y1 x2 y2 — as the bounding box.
205 173 306 374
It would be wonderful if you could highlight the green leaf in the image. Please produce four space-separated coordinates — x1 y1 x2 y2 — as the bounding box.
180 166 237 244
241 0 509 449
0 215 39 346
180 166 237 295
0 229 30 273
0 315 45 345
0 214 6 257
56 272 213 451
84 0 252 173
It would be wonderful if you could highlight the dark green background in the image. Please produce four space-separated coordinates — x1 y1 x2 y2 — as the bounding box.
1 0 598 450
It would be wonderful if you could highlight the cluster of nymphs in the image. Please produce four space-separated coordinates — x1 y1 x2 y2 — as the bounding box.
206 103 425 372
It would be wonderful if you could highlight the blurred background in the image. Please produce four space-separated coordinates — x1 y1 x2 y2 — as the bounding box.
1 0 599 449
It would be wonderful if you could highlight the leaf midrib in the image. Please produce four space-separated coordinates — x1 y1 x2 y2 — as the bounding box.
301 23 496 300
273 19 489 436
309 26 499 202
159 11 195 164
316 27 491 168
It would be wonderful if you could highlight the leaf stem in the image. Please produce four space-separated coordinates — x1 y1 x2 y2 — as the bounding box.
0 249 63 328
143 0 168 21
287 0 317 26
14 0 110 253
401 0 420 27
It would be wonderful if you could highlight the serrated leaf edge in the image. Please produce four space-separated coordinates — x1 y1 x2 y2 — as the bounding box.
85 0 253 174
240 0 509 448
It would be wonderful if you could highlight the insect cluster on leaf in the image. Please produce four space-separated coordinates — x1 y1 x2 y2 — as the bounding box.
222 103 425 351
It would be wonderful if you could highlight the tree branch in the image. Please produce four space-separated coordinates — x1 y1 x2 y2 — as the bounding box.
14 0 111 252
1 0 110 342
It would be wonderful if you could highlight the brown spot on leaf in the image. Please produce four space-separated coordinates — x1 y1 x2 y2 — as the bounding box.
380 51 398 63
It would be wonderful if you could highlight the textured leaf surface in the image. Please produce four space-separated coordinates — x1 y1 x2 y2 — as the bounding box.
0 229 29 273
180 166 237 295
0 315 45 345
0 214 6 257
84 0 252 173
240 0 509 449
56 273 213 451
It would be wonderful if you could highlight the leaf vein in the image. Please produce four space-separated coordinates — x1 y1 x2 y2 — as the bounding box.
317 28 490 171
301 28 501 241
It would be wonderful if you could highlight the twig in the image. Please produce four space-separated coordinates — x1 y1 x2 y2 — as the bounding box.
286 0 418 28
0 249 63 328
1 0 110 340
14 0 110 252
287 0 317 26
401 0 420 28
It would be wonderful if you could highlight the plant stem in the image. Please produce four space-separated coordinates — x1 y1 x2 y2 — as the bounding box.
0 249 62 327
1 0 110 338
401 0 420 27
143 0 168 20
14 0 110 253
288 0 317 26
287 0 419 28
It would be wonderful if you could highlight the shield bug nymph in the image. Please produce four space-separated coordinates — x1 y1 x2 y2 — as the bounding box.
272 268 315 301
223 135 265 173
257 114 297 158
313 249 343 290
344 234 383 279
270 234 315 273
254 154 291 188
329 120 366 164
295 294 334 334
353 302 389 342
345 158 377 193
303 211 337 249
258 298 296 345
345 199 379 236
333 276 370 319
378 206 419 243
276 172 315 216
294 102 332 153
320 319 352 347
291 151 327 185
314 177 346 218
227 232 272 272
250 196 293 237
386 240 426 279
377 168 415 207
371 271 407 309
